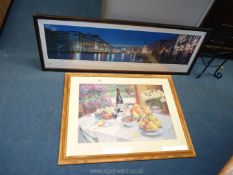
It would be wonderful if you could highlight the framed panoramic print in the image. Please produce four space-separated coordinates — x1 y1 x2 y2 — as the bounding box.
33 14 209 74
58 73 195 165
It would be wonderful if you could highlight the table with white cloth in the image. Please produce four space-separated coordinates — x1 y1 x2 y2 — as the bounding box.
78 112 176 143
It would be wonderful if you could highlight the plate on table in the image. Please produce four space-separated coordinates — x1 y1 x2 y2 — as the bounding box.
140 127 164 136
121 116 137 127
95 107 117 120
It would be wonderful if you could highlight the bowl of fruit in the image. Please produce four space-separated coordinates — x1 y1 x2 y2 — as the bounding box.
95 107 116 120
130 104 151 121
138 114 163 136
121 115 137 127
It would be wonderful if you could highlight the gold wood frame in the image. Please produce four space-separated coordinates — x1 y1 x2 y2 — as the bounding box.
58 73 195 165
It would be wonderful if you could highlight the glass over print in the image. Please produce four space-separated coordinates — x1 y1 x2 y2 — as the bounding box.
78 84 176 143
58 73 195 165
34 15 208 73
44 24 201 65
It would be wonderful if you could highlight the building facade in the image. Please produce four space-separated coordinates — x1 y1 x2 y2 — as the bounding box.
141 34 200 64
45 28 112 54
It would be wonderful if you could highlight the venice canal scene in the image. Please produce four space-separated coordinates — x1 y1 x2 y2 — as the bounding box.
44 24 201 65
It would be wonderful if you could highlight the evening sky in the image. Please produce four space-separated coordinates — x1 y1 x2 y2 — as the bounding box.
44 24 177 47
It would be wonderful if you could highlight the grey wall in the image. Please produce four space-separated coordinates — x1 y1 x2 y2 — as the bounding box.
102 0 214 26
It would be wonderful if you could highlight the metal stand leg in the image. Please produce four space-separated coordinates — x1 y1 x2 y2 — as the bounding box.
196 57 215 79
201 55 207 67
214 58 227 79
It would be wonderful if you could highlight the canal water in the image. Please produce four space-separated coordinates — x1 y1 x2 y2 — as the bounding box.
48 52 151 63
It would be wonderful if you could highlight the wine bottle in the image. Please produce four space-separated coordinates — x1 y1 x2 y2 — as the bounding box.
116 87 123 112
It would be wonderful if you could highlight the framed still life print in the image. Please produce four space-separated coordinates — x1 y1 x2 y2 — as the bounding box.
34 14 209 74
58 73 195 165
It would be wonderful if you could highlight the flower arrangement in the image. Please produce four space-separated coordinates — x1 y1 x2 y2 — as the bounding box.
79 84 112 114
141 89 166 108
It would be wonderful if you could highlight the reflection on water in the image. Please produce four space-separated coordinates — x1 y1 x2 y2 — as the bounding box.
48 52 150 63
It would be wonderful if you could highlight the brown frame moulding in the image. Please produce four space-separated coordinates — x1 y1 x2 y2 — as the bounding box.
33 14 210 74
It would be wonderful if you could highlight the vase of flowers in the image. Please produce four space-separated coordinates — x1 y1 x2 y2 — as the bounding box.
79 84 112 116
141 89 166 114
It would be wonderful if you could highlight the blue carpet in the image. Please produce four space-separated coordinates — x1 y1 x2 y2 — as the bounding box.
0 0 233 174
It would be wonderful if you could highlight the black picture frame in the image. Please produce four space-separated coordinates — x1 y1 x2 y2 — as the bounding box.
33 14 210 74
